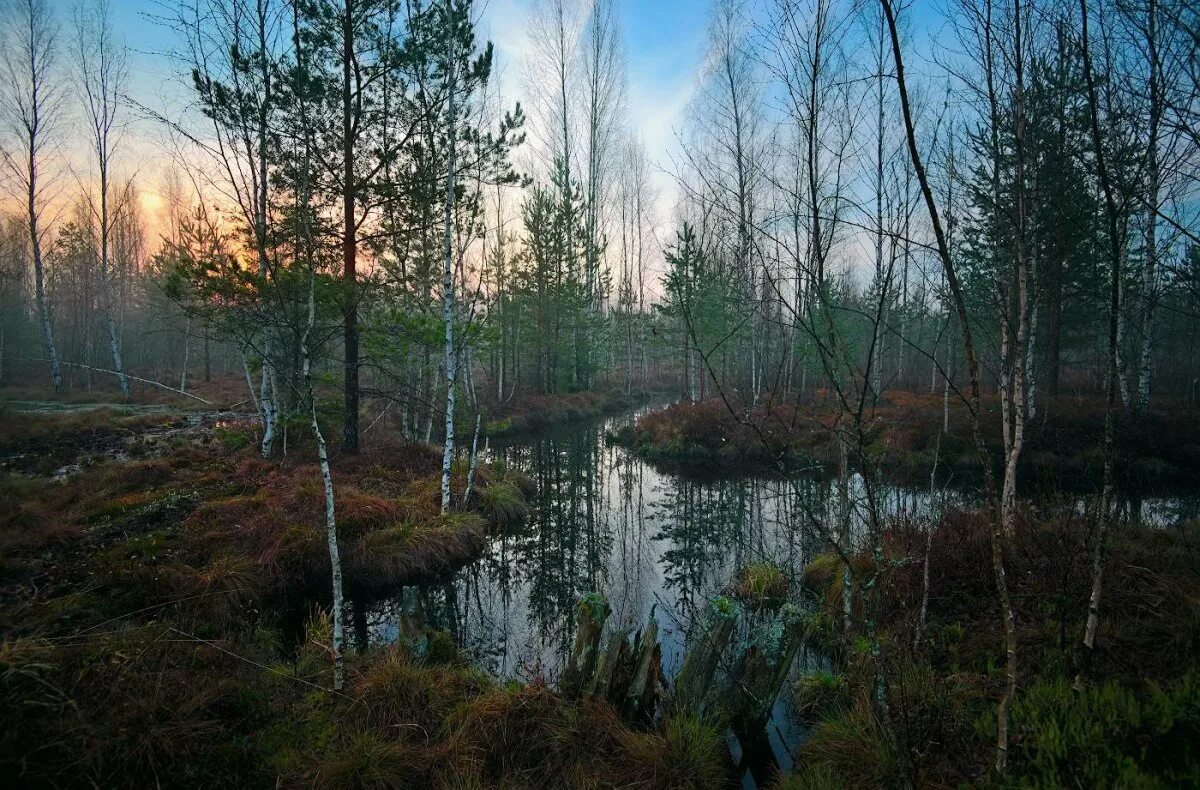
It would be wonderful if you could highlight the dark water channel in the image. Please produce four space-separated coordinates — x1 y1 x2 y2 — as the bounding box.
344 403 1200 786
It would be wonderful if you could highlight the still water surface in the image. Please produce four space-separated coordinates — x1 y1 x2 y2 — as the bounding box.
346 403 1199 782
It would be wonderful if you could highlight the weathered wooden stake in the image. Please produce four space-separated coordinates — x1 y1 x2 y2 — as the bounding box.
588 629 628 699
624 616 661 721
731 603 806 729
563 592 609 697
673 596 741 716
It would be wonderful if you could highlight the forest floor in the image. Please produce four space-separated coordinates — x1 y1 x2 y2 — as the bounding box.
0 396 728 788
615 391 1200 490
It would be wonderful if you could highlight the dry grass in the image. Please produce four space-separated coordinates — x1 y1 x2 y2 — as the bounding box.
729 562 790 609
622 392 1200 487
482 387 637 436
1 407 733 789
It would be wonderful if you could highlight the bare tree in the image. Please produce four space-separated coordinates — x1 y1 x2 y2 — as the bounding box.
1075 0 1124 691
0 0 64 391
74 0 129 398
580 0 625 381
174 0 284 456
440 0 458 514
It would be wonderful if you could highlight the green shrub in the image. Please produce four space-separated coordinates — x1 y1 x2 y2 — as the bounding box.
1002 674 1200 788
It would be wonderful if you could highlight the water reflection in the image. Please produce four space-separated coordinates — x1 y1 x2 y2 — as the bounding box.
349 406 978 678
351 406 1199 670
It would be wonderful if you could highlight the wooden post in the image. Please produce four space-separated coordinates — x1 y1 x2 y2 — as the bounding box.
731 603 806 730
588 629 629 700
623 615 661 722
673 596 741 716
563 593 609 697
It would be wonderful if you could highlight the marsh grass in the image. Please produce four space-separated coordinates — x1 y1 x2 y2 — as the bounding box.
0 407 735 787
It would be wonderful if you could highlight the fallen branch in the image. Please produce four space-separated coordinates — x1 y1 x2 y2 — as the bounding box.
49 361 214 405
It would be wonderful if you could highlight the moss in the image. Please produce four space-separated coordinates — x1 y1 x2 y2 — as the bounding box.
579 591 610 623
710 594 741 620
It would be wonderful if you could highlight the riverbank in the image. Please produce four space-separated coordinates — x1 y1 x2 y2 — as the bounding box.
0 406 731 787
782 510 1200 787
481 387 650 437
614 392 1200 489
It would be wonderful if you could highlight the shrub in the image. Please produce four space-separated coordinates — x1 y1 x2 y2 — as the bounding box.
1004 675 1200 788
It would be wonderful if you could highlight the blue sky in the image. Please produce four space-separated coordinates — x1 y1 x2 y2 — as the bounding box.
109 0 713 227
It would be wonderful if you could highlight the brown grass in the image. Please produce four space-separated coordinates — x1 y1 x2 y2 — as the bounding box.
622 392 1200 487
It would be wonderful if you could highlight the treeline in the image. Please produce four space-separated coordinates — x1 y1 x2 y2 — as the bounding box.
0 0 668 689
660 0 1199 412
0 0 671 441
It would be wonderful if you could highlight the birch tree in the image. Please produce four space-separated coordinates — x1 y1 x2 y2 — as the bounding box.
879 0 1018 771
440 0 458 514
0 0 64 391
179 0 283 456
74 0 129 398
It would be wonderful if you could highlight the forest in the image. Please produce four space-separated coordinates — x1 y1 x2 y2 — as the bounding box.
0 0 1198 786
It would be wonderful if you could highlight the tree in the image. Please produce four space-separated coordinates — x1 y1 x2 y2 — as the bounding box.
74 0 129 398
0 0 64 391
181 0 285 456
879 0 1017 772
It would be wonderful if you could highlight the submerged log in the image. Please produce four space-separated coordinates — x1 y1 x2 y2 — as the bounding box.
673 596 742 716
730 603 806 730
562 592 609 697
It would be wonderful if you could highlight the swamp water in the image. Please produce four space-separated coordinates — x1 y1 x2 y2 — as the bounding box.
343 405 969 784
342 404 1200 785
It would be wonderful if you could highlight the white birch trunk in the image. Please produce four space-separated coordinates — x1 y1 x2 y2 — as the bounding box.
180 315 191 393
302 275 344 691
464 413 481 506
440 24 458 515
242 350 262 424
1136 0 1161 412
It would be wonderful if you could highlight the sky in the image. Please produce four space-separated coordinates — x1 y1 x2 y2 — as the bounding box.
101 0 711 252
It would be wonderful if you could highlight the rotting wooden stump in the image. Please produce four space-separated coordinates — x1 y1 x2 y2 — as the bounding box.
580 611 663 723
623 616 661 723
672 595 742 717
587 628 627 701
562 592 609 697
729 602 806 731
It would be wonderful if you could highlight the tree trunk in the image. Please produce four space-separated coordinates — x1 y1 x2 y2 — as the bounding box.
1135 0 1161 413
1075 0 1123 692
341 0 359 453
440 21 458 515
880 0 1016 772
304 274 344 691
